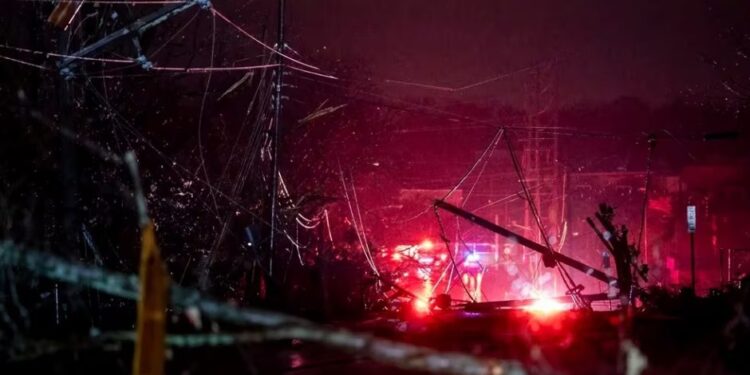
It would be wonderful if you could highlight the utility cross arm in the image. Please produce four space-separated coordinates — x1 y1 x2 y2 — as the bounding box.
434 200 618 285
59 2 201 70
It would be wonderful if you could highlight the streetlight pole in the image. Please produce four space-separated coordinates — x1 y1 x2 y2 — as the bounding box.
269 0 285 276
690 230 695 290
687 204 696 291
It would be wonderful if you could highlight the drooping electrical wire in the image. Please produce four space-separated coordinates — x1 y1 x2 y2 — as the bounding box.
323 209 334 244
0 53 50 70
470 181 547 213
338 164 379 276
397 128 505 224
349 172 379 274
292 221 304 266
286 64 338 80
148 8 201 57
445 128 505 202
460 130 504 207
297 213 322 223
384 61 548 93
295 217 321 229
211 7 321 72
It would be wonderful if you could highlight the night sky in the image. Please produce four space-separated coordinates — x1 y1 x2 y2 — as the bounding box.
285 0 736 105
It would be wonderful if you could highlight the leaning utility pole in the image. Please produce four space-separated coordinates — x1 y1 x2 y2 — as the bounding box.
269 0 286 276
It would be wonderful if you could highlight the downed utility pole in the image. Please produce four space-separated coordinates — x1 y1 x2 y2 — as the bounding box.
434 200 618 286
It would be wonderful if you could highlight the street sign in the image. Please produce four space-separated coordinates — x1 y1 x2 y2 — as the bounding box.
687 205 696 233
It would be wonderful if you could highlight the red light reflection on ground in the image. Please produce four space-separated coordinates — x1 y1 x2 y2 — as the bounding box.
522 296 571 318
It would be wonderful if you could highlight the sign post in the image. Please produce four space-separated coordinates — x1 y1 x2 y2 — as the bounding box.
687 205 696 291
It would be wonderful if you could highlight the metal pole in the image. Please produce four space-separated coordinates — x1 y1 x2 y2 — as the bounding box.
719 248 724 284
269 0 285 275
686 204 697 292
728 249 733 284
690 231 696 291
